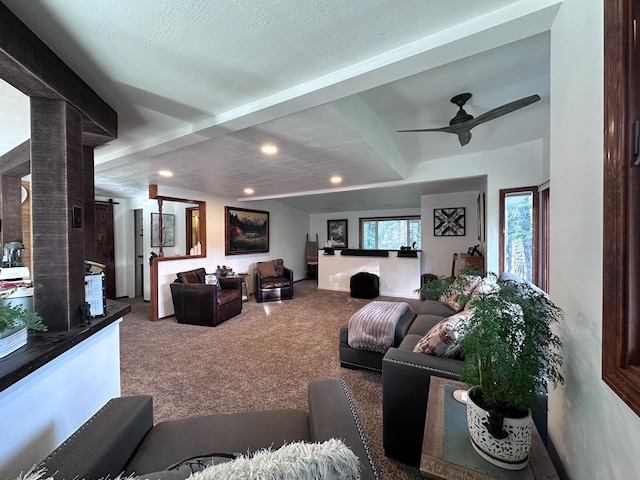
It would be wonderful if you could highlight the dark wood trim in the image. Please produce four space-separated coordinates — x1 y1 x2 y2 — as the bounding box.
602 0 640 416
540 188 550 293
150 258 159 321
498 186 539 284
0 2 116 141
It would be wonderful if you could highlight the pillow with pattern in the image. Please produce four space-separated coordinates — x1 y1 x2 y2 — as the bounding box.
439 275 481 312
413 310 474 358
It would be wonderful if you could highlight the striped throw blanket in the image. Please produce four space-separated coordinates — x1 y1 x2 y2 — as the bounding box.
347 301 410 353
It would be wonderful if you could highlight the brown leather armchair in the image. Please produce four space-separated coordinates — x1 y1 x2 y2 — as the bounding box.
170 268 242 326
253 259 293 302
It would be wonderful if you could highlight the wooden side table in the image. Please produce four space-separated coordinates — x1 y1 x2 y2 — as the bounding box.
421 377 559 480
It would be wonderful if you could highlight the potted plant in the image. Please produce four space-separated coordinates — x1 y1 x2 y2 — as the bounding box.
457 271 564 470
0 292 47 359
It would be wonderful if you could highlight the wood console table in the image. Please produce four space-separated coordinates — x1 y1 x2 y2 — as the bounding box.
421 377 559 480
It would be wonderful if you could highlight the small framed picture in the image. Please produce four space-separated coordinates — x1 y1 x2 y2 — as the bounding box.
327 219 348 248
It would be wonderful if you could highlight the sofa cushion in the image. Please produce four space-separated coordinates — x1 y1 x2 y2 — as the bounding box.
412 310 474 358
257 261 278 278
415 300 457 318
260 276 291 289
217 289 241 306
406 314 447 337
177 268 206 284
125 410 311 475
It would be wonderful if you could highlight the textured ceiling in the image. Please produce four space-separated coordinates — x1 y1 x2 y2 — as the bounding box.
0 0 559 213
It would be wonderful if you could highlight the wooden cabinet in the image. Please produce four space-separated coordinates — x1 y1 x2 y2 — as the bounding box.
457 254 483 272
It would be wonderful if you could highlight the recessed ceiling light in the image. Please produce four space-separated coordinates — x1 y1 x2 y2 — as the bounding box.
260 144 278 155
330 176 342 184
244 188 254 195
158 170 173 177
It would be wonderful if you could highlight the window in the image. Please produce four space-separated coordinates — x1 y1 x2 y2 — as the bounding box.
359 216 421 250
540 187 550 293
602 0 640 416
499 187 538 284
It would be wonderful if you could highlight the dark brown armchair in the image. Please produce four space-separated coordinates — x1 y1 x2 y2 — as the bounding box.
253 259 293 302
170 268 242 326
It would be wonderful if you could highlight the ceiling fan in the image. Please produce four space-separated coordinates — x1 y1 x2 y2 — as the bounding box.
397 93 541 146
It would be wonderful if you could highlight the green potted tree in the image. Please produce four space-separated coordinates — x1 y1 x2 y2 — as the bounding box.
0 292 47 359
457 271 564 470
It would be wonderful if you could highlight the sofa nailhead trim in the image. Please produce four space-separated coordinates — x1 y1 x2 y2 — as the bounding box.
339 360 382 373
340 379 381 480
382 357 463 379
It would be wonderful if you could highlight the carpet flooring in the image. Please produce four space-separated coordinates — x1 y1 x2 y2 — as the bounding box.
119 280 424 479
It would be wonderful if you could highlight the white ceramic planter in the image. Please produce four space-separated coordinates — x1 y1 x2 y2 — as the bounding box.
466 387 532 470
0 326 28 359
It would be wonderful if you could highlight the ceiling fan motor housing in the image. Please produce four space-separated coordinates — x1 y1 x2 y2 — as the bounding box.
449 92 474 125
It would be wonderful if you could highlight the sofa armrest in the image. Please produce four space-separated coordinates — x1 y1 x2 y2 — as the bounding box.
307 379 380 480
38 395 153 479
382 348 464 466
219 276 242 290
283 267 293 281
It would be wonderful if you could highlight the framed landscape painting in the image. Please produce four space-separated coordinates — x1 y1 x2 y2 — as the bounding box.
225 206 269 255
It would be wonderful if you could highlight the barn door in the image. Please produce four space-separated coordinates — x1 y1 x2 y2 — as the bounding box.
94 203 116 299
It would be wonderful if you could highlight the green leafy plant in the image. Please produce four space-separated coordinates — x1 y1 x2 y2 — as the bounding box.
415 266 486 301
458 272 564 415
0 296 47 334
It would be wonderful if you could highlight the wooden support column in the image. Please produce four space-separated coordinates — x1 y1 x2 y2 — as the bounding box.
30 98 85 331
0 140 30 248
83 146 96 261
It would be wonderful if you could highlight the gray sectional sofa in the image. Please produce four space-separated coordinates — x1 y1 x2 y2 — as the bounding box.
36 379 380 480
339 273 550 467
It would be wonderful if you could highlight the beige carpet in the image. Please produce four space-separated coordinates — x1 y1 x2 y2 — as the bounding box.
119 280 424 479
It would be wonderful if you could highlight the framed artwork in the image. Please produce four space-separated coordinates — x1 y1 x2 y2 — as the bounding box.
151 213 175 247
327 219 348 248
434 207 465 237
477 193 485 242
225 206 269 255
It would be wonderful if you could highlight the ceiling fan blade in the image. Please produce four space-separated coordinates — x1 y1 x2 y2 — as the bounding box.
397 125 472 145
465 94 540 129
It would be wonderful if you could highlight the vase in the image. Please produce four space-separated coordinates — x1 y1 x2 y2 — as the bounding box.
466 386 533 470
0 326 28 359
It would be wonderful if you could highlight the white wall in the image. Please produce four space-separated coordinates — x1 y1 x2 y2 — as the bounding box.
0 322 121 479
108 186 310 307
420 191 480 277
548 1 640 479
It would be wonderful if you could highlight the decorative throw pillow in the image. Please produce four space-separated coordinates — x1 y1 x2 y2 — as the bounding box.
257 261 278 278
465 278 499 310
439 275 481 312
186 438 360 480
413 310 474 358
272 258 285 277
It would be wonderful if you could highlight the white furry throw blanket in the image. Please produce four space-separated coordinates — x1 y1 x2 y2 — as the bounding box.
188 438 359 480
16 438 360 480
348 301 410 353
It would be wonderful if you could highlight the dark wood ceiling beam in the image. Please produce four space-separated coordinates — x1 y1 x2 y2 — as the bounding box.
0 139 30 176
0 2 117 145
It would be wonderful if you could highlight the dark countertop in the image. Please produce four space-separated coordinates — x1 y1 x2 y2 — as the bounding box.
0 300 131 392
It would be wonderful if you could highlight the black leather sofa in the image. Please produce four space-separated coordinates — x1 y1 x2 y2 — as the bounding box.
170 268 243 326
36 379 380 480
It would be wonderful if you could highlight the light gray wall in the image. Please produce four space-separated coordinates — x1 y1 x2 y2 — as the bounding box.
548 1 640 479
